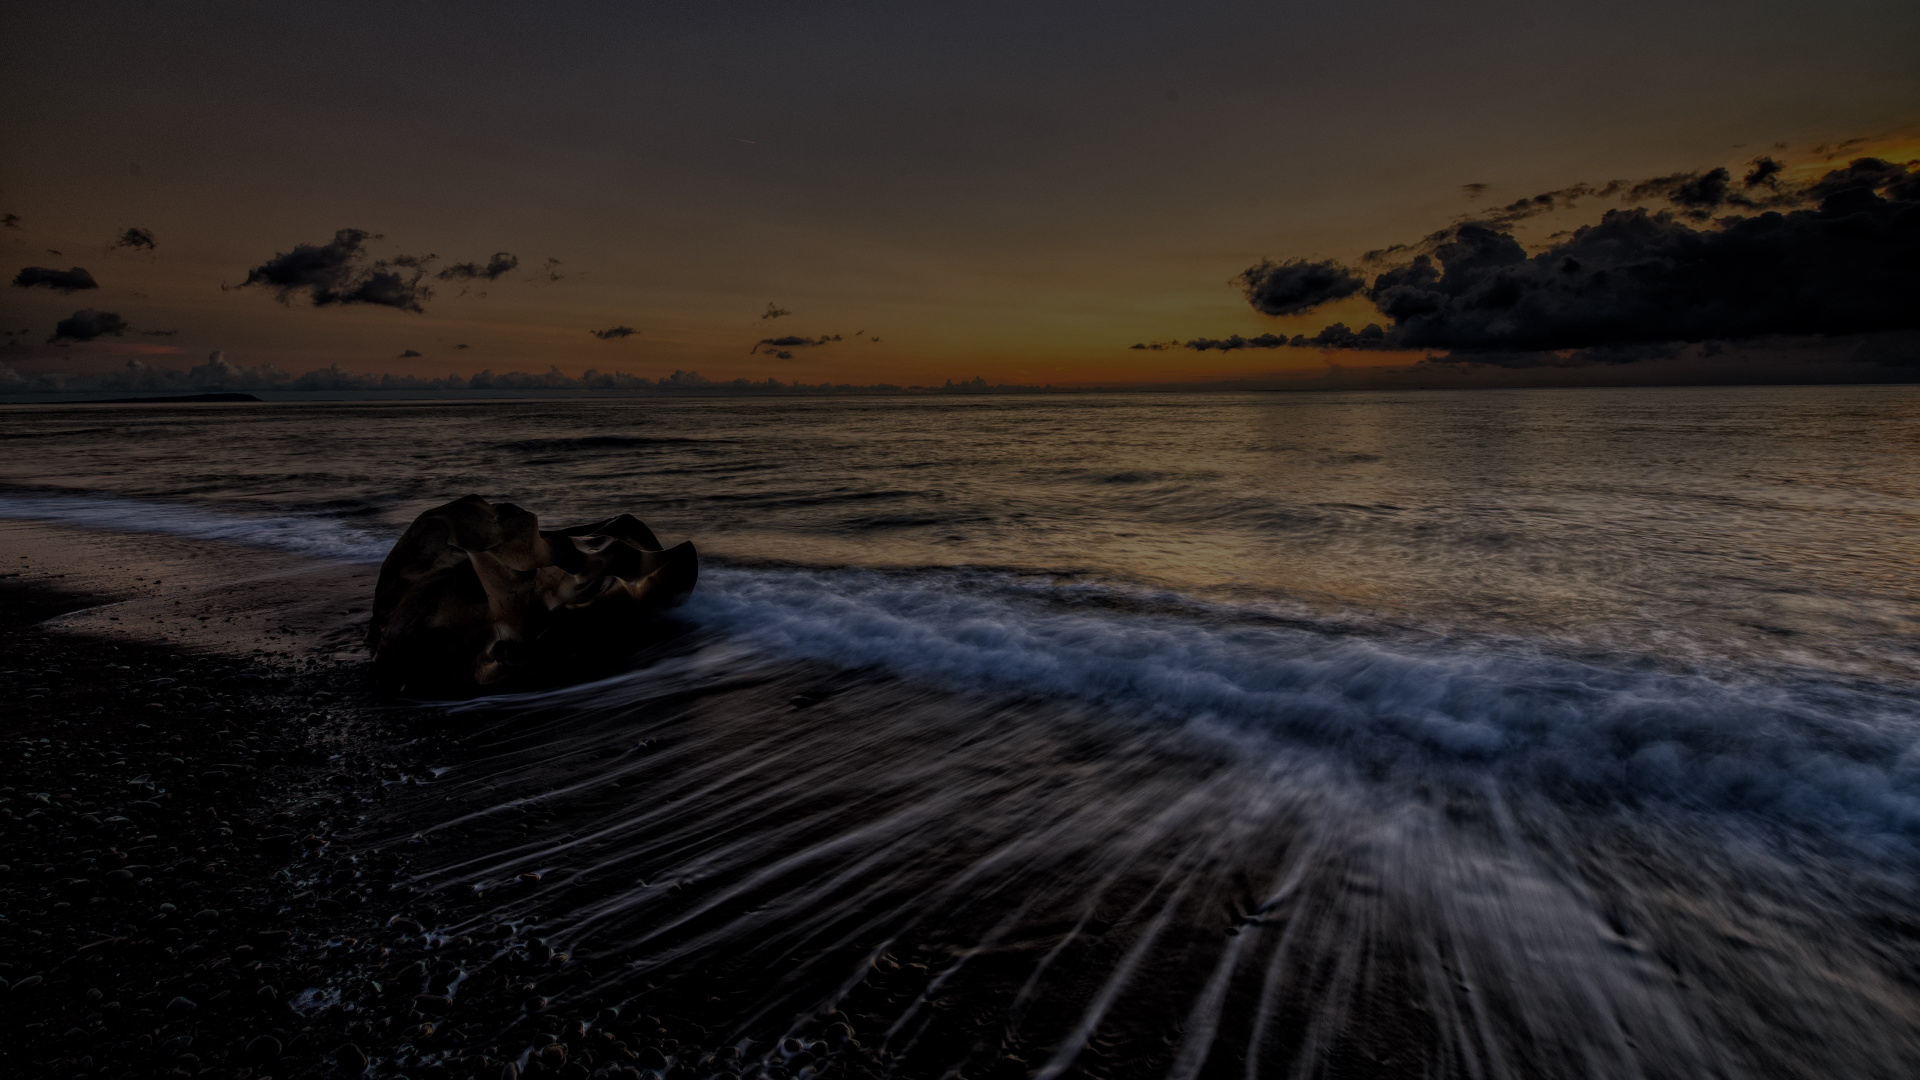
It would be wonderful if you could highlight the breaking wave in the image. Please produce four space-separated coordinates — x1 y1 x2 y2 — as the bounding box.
686 565 1920 854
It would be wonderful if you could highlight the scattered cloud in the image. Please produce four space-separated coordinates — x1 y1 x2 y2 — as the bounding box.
590 326 637 340
235 228 435 312
400 349 423 358
111 227 157 250
1 214 19 229
537 257 564 282
1744 157 1784 188
761 302 791 320
48 309 131 343
12 266 99 293
141 329 179 337
1462 183 1489 198
1236 259 1365 316
437 252 519 281
455 343 470 350
752 333 840 354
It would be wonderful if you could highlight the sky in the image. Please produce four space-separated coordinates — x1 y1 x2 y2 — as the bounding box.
2 1 1917 390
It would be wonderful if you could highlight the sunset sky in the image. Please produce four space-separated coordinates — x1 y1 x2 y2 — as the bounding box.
3 1 1917 389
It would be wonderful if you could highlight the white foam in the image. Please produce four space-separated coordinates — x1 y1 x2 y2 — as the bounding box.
687 566 1920 848
0 491 392 563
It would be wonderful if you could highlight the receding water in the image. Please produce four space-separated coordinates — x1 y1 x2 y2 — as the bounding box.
4 387 1919 1077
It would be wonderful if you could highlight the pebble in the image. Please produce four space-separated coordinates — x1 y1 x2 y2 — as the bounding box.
167 995 197 1015
336 1041 369 1074
246 1034 283 1063
11 974 43 992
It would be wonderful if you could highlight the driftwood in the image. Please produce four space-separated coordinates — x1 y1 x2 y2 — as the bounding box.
366 495 697 690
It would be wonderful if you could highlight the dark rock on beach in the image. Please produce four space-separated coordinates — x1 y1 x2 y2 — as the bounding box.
367 495 698 692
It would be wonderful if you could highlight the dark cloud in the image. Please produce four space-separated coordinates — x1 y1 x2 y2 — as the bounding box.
12 266 99 293
48 309 130 343
236 228 434 312
761 302 791 320
751 334 840 354
1183 324 1386 351
1462 183 1489 198
141 329 179 336
1236 259 1365 316
538 257 564 282
1129 341 1179 351
1627 168 1739 217
400 349 424 358
1463 181 1628 229
455 343 470 350
1175 157 1920 359
1804 157 1919 201
1744 157 1784 188
112 227 157 250
437 252 519 281
2 214 20 228
590 326 637 340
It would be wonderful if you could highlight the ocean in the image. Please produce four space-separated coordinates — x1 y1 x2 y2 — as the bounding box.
4 386 1918 1077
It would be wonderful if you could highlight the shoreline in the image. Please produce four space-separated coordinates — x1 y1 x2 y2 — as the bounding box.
5 507 1917 1079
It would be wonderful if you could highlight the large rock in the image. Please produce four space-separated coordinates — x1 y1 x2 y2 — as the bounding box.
366 495 697 689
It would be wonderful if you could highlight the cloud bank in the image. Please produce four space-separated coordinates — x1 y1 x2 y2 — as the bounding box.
1165 155 1920 362
0 357 974 396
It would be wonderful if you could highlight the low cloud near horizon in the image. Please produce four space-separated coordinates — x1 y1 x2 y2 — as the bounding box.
1163 155 1920 367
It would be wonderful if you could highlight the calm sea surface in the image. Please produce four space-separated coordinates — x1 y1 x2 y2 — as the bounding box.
4 387 1919 1077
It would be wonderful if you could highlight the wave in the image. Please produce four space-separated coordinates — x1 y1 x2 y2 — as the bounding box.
685 565 1920 853
5 490 1915 854
0 490 393 563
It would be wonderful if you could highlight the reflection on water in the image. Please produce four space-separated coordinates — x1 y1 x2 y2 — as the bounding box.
4 386 1920 1075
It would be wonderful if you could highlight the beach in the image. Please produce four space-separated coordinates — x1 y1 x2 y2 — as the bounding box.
3 389 1918 1079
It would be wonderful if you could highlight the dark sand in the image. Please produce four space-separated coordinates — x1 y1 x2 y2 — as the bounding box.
1 525 886 1080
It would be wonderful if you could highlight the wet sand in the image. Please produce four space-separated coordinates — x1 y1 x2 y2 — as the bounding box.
0 525 901 1080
